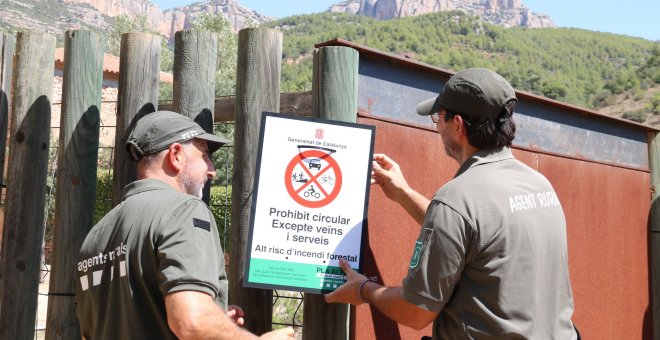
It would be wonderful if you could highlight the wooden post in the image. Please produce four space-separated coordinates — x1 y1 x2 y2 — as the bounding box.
0 31 55 340
0 33 15 242
0 33 14 188
111 33 161 206
230 28 282 335
303 46 359 340
648 132 660 340
45 30 103 340
172 30 218 204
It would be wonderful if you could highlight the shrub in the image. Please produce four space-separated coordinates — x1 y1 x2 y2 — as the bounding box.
647 93 660 115
591 89 614 107
209 186 232 252
622 110 648 123
94 172 114 224
93 173 232 251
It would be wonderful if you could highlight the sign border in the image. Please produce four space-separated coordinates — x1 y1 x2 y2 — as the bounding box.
243 111 376 294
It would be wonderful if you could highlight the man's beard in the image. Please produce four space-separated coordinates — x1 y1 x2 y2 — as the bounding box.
442 136 462 161
181 171 205 198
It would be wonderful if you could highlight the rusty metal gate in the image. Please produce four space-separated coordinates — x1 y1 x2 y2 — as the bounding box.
316 39 655 340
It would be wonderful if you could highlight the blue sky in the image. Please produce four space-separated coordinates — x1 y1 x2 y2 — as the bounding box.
152 0 659 41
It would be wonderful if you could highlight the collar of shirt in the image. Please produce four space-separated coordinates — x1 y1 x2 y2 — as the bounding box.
454 147 514 178
121 178 178 200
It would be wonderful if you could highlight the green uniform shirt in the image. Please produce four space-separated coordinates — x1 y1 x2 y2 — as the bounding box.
402 147 576 340
75 179 228 340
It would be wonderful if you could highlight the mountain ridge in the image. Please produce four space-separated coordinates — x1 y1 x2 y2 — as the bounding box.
327 0 554 28
0 0 657 125
0 0 556 40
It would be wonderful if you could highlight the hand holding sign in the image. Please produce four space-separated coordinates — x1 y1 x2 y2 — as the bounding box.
324 259 369 305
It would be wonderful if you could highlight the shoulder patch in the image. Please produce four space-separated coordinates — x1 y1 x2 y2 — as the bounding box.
407 227 432 278
192 218 211 231
409 240 424 269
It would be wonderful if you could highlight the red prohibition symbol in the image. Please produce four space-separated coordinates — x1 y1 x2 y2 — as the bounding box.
284 149 342 208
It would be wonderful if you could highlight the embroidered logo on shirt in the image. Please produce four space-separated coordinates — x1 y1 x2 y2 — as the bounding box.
407 227 432 278
409 240 424 269
192 218 211 231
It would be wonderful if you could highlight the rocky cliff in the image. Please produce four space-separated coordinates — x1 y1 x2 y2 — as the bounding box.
63 0 163 25
161 0 273 39
62 0 273 39
0 0 110 36
0 0 272 42
328 0 553 28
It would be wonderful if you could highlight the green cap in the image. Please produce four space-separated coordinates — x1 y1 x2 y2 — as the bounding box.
126 111 230 161
416 68 517 119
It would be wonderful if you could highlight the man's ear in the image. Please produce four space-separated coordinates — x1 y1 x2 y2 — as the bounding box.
452 114 466 136
166 143 185 173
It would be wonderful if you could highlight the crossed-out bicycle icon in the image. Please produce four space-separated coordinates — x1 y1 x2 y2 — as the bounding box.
284 145 342 208
318 175 335 185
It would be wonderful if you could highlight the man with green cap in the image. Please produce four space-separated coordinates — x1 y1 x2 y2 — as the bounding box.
75 111 294 340
326 68 578 339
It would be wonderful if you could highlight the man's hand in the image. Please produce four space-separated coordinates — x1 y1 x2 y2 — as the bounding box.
324 259 370 305
372 153 430 225
259 327 296 339
372 153 412 203
227 305 245 327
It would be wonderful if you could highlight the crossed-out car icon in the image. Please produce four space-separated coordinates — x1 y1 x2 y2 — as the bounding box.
308 158 322 170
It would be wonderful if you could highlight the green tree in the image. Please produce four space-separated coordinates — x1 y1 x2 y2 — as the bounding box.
190 13 247 97
542 82 567 100
106 14 173 100
638 44 660 85
265 11 658 110
107 14 154 56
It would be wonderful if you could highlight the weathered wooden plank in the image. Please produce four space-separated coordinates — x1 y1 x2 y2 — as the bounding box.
230 27 282 335
111 33 161 206
45 30 103 340
648 132 660 340
160 91 312 122
0 31 55 340
173 29 218 203
304 46 359 340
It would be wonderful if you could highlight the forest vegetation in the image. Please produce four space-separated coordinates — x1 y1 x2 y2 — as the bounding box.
264 12 660 124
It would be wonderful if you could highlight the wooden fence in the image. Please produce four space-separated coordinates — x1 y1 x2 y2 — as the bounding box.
1 26 659 340
0 28 353 340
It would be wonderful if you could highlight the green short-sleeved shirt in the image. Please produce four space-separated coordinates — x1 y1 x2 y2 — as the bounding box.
75 179 228 340
402 147 576 340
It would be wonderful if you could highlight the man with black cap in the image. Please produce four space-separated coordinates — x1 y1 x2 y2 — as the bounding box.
326 69 578 339
75 111 294 340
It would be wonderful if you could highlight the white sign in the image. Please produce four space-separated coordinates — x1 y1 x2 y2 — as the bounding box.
244 112 375 293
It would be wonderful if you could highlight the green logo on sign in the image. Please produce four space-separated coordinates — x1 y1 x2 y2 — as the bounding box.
409 240 424 269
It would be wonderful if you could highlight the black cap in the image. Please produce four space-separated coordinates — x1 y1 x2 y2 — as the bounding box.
126 111 230 161
416 68 517 119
